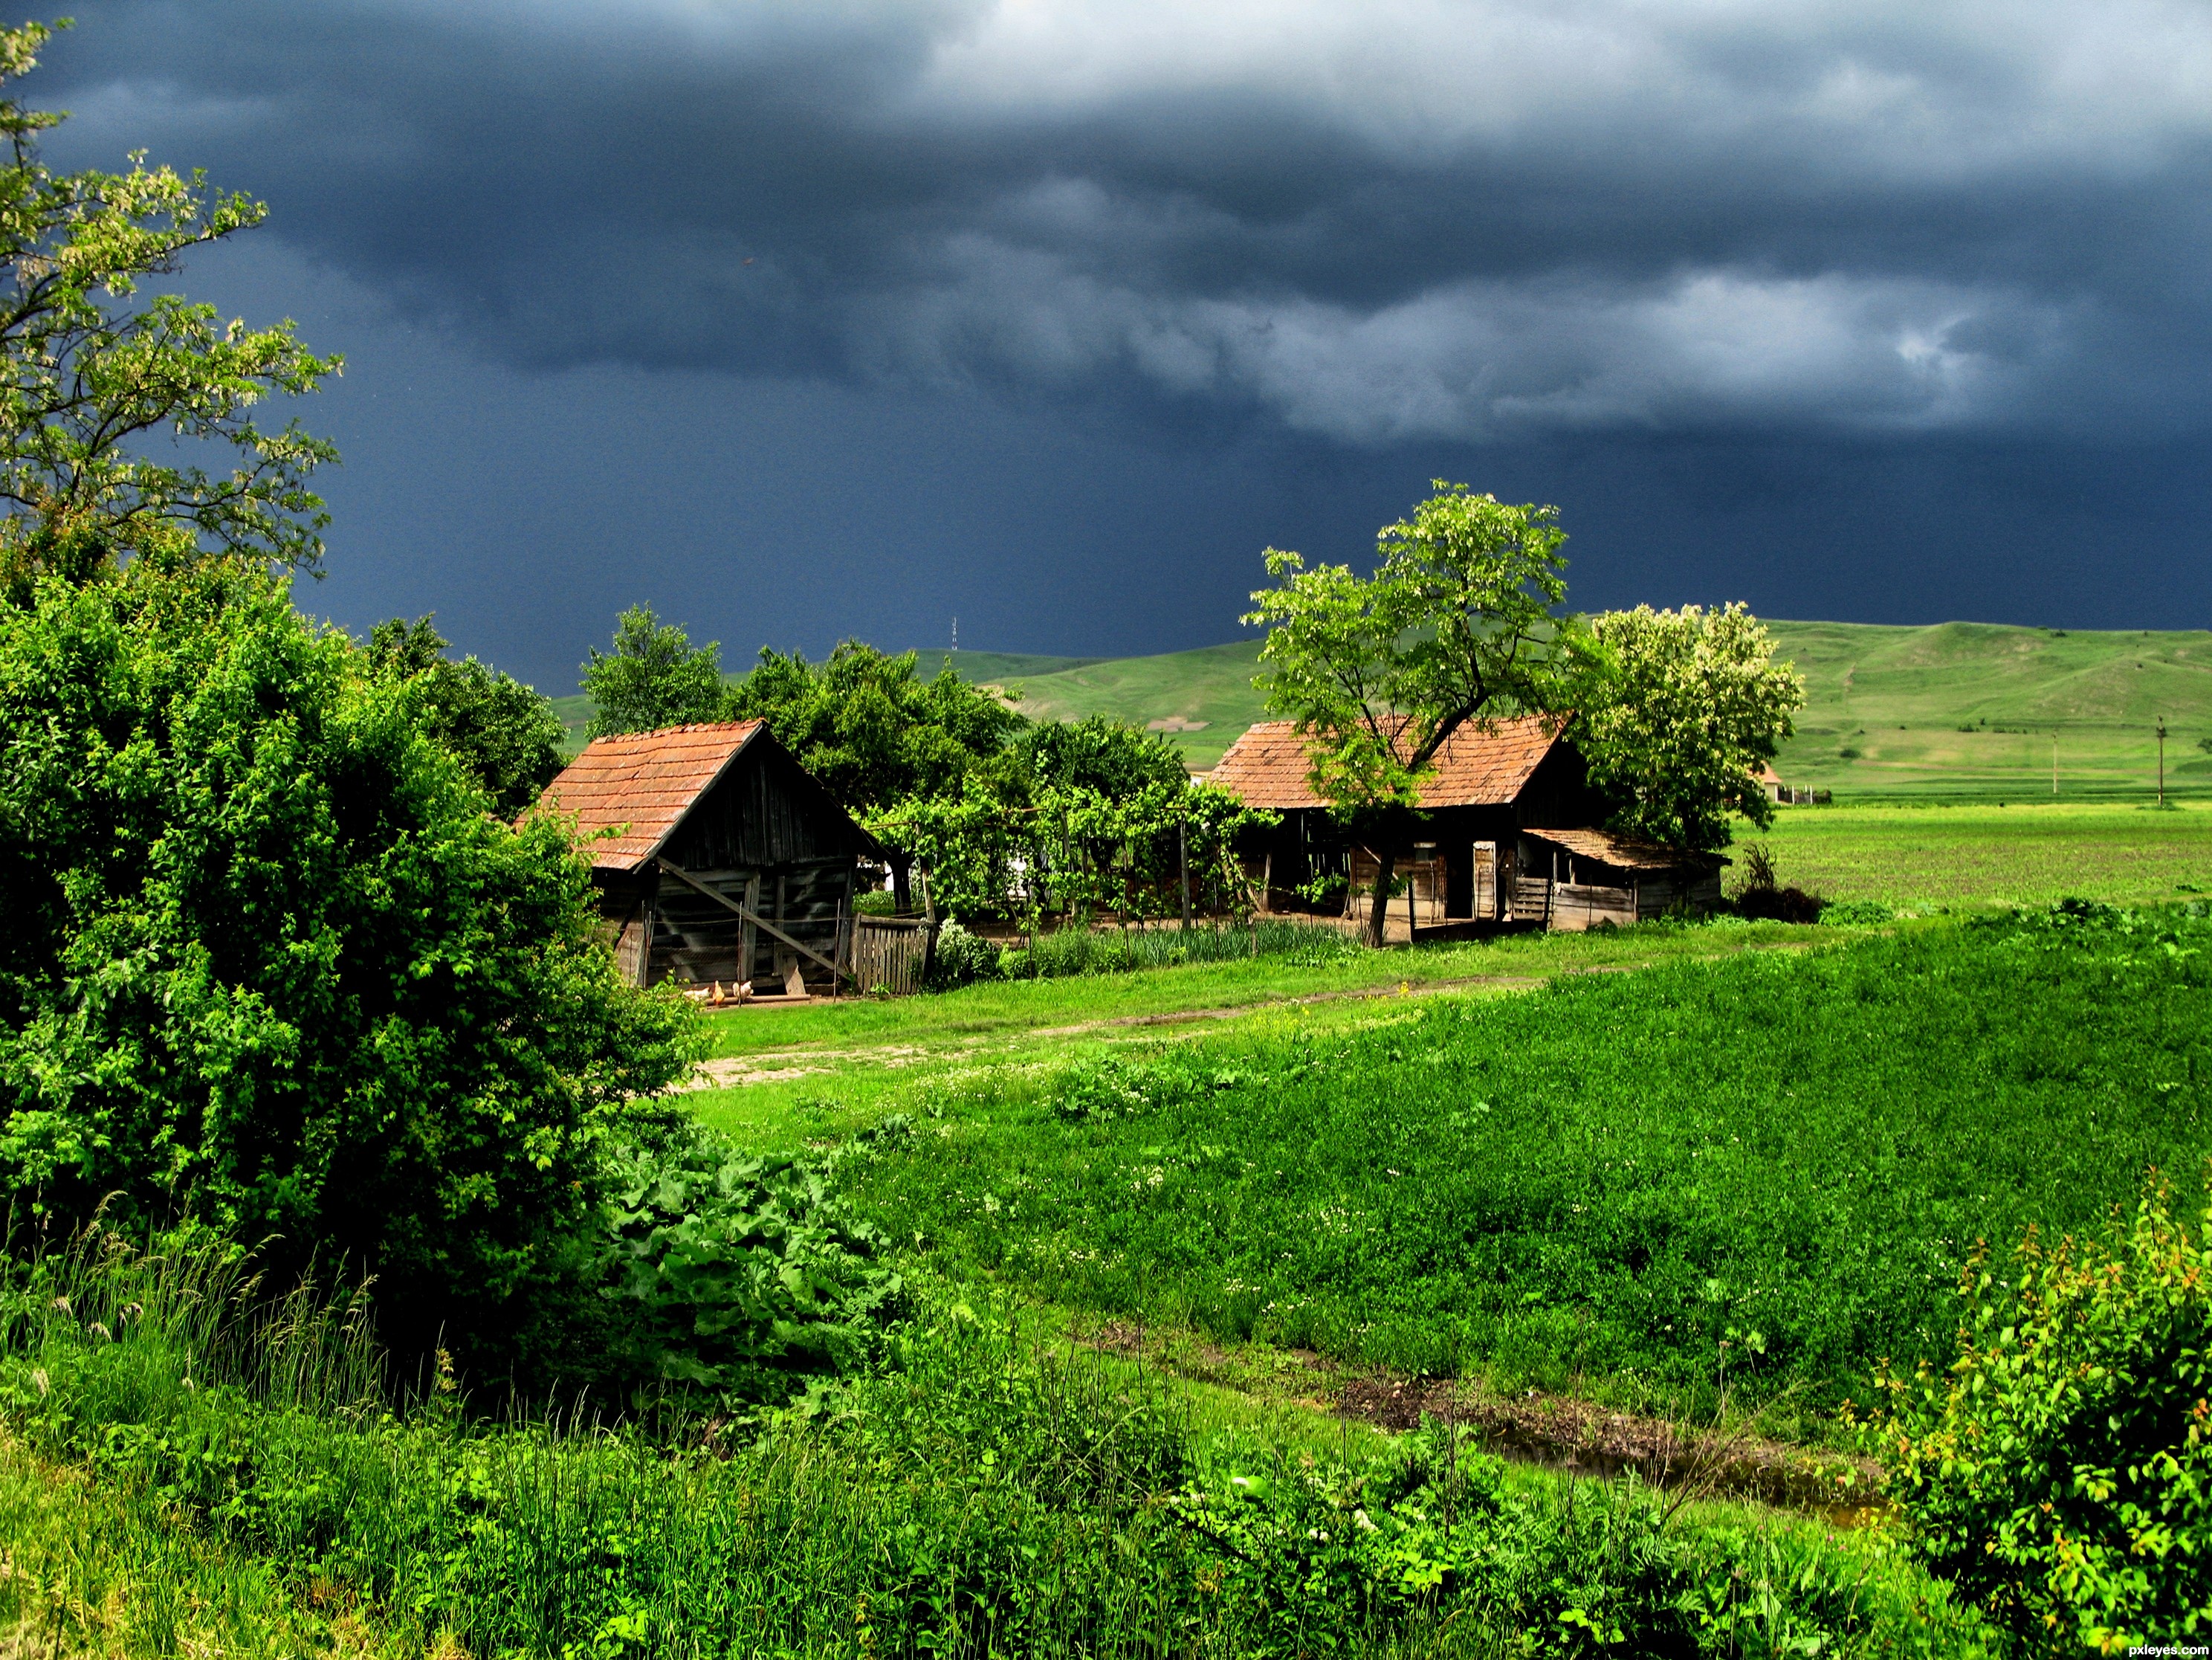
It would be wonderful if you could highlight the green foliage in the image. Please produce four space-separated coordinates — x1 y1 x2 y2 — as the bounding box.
1244 481 1575 941
1016 712 1187 798
847 908 2212 1416
1869 1173 2212 1651
581 605 728 738
926 919 1003 989
0 562 696 1367
1012 917 1359 983
1243 481 1572 813
599 1124 903 1400
0 1235 1989 1659
0 24 338 595
728 639 1024 812
365 615 563 816
1820 900 1895 926
1571 604 1804 852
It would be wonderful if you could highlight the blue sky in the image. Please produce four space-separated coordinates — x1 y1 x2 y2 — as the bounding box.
35 1 2212 690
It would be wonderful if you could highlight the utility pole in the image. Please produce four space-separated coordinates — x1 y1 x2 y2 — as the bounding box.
2158 717 2168 807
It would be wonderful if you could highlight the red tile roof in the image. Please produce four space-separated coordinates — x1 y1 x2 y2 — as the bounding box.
1209 715 1568 810
1522 827 1726 871
533 721 766 871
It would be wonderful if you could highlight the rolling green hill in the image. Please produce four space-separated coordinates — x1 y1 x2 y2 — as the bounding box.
552 621 2212 798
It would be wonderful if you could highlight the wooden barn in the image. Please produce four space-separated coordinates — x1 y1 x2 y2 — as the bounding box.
1515 828 1725 931
534 720 881 995
1209 715 1722 929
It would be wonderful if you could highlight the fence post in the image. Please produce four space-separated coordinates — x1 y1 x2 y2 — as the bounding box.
1179 821 1191 934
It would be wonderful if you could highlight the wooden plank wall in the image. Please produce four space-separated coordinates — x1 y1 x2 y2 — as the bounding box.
1513 874 1552 925
645 857 854 992
1633 873 1725 920
1548 882 1638 931
1345 848 1446 926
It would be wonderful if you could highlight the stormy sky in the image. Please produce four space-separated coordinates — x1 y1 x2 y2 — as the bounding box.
32 1 2212 691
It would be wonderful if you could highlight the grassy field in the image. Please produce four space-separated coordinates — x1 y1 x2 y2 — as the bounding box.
715 908 2212 1437
1761 801 2212 908
2 1231 1994 1659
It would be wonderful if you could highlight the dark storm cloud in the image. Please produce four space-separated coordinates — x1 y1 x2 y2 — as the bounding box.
35 1 2212 448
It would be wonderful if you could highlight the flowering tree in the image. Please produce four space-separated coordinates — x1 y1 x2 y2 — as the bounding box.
1569 604 1803 851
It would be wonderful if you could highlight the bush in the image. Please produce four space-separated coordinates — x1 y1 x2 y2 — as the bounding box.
1868 1172 2212 1650
0 563 697 1375
598 1123 903 1401
927 919 1003 987
1729 838 1825 922
1820 900 1895 926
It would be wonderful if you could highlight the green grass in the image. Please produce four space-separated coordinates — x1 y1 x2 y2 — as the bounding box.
1761 802 2212 909
1 1232 1994 1659
803 908 2212 1433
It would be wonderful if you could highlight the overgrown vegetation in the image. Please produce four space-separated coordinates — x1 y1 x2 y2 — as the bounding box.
842 905 2212 1429
0 1226 1996 1659
0 560 701 1374
1868 1172 2212 1651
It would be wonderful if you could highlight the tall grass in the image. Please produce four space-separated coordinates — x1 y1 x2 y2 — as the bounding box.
1007 917 1357 980
0 1224 1994 1659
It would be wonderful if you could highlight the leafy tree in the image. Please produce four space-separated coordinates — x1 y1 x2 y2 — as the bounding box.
1018 714 1188 799
1568 604 1803 852
729 639 1024 907
1243 481 1574 945
0 561 696 1371
366 615 566 817
0 23 338 599
582 604 728 737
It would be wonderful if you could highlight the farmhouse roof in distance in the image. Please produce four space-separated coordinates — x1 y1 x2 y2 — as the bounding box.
1210 715 1569 810
533 720 767 872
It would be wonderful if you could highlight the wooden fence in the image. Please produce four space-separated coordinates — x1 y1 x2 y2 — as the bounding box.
853 916 931 997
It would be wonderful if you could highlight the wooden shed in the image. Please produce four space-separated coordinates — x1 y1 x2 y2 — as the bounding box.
1209 715 1613 926
534 720 879 995
1514 828 1726 931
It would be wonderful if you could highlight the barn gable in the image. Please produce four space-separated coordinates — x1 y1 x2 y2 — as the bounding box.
535 722 879 994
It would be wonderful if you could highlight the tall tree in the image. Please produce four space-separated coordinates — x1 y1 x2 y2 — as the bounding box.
0 22 339 601
1244 481 1574 945
581 605 729 737
1568 604 1804 852
366 616 566 817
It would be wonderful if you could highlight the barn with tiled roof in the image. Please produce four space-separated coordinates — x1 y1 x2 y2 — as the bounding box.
534 721 878 992
1209 716 1719 929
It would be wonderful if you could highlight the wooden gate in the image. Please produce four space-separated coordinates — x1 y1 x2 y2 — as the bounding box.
853 917 931 996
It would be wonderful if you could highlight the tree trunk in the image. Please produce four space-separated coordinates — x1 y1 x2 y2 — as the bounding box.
1365 844 1397 948
890 853 913 915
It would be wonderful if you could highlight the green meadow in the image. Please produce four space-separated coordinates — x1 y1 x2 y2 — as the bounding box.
702 905 2212 1436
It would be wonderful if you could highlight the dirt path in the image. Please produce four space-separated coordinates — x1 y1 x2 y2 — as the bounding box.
682 961 1665 1090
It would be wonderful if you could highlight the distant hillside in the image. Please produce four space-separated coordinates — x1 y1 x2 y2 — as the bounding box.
555 621 2212 798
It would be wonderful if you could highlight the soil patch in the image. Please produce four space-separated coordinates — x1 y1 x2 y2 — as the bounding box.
1336 1378 1880 1512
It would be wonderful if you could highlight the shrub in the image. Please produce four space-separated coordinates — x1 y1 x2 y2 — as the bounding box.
1819 899 1894 926
1729 838 1825 922
1868 1172 2212 1650
927 919 1003 987
0 563 697 1375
